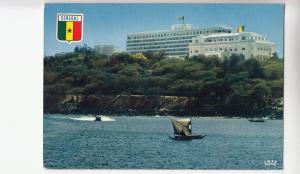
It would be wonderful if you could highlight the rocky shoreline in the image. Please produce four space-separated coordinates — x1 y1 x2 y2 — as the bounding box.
44 94 282 118
45 94 192 115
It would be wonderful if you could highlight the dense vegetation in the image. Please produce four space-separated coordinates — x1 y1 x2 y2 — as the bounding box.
44 45 283 117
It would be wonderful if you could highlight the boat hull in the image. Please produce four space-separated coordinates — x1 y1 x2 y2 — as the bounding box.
169 135 206 140
248 119 265 122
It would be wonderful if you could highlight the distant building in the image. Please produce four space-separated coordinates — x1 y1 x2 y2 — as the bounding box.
188 32 275 60
94 45 119 56
126 24 232 58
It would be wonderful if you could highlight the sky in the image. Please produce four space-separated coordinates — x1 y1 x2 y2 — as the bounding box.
44 3 284 57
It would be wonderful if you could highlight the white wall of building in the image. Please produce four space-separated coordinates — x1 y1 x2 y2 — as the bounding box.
189 32 275 60
126 24 232 58
94 45 119 56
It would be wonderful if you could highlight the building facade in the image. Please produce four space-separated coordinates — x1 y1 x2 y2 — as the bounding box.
126 24 232 58
94 45 119 56
188 32 275 60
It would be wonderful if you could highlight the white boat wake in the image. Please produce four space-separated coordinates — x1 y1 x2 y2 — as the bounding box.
70 116 116 122
70 116 95 121
100 116 116 121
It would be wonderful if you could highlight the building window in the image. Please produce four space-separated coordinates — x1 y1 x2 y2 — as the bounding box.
242 36 246 40
229 49 232 51
195 50 198 53
242 48 246 50
220 48 222 50
225 48 227 51
234 48 237 51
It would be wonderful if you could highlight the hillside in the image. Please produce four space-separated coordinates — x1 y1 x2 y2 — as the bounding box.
44 46 283 117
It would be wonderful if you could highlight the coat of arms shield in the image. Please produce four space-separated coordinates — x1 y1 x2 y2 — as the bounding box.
56 13 83 43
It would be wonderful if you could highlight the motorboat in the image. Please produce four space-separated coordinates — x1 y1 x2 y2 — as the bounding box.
248 118 265 122
94 115 116 122
94 115 102 121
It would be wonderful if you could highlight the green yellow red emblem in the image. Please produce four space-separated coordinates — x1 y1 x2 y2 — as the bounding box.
57 13 83 43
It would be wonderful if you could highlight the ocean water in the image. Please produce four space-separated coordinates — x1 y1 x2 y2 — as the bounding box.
43 114 283 169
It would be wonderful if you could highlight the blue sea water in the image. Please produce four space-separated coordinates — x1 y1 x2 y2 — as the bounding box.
43 115 283 169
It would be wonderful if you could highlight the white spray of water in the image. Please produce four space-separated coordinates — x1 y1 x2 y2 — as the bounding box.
100 116 116 121
70 116 116 122
70 116 95 121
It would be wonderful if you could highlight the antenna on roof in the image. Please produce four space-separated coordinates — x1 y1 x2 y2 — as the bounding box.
178 16 185 24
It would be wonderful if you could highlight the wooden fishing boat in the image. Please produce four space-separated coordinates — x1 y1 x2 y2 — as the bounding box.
169 117 206 140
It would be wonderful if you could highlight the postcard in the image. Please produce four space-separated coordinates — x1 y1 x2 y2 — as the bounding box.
44 3 284 169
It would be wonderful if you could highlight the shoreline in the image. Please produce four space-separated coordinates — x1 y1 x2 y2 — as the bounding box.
43 113 283 120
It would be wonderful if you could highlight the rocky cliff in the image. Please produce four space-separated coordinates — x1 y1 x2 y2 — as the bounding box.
44 94 199 116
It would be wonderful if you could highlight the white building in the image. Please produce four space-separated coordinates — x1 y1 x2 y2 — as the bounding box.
188 32 275 60
94 45 119 56
126 24 232 58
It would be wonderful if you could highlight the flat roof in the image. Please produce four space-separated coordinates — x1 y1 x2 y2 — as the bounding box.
127 24 232 35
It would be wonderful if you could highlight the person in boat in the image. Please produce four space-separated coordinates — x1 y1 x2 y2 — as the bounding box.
181 130 186 136
95 116 102 121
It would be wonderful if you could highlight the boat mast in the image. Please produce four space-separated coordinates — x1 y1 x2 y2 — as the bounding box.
189 116 192 134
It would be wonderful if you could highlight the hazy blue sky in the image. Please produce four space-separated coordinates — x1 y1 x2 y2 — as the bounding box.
44 3 284 57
